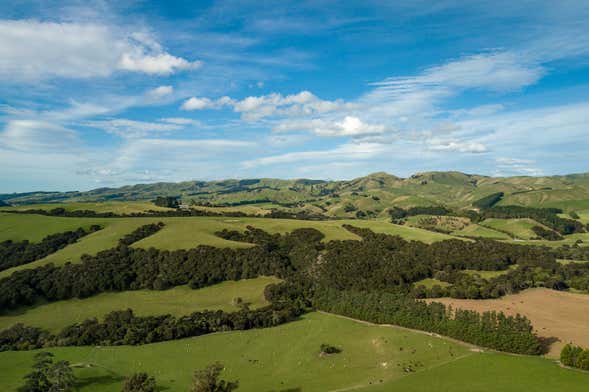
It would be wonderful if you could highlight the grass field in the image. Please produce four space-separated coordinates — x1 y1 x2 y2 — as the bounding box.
431 288 589 357
362 352 589 392
463 265 518 280
0 216 152 278
1 312 587 392
0 201 172 214
480 218 544 240
0 276 280 333
0 312 473 392
452 224 512 239
413 278 452 289
0 213 111 243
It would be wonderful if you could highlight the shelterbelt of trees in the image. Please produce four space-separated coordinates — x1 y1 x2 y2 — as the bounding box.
389 205 587 235
5 225 583 355
0 225 101 272
2 207 329 220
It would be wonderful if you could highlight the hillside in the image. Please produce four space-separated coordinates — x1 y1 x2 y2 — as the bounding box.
3 172 589 219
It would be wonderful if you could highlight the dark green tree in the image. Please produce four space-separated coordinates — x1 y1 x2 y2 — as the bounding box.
18 352 76 392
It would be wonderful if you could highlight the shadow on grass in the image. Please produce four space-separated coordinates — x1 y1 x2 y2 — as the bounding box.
539 336 560 355
75 374 125 389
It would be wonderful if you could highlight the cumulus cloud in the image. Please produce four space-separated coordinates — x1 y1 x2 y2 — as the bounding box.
275 116 387 137
180 91 349 120
0 20 200 81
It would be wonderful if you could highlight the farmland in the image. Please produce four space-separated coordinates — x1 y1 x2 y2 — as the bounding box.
431 288 589 357
1 188 589 391
1 312 588 392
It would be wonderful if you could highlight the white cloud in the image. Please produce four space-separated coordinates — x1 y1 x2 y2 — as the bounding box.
182 97 222 110
495 157 543 176
275 116 387 137
159 117 200 125
0 120 80 151
119 53 201 75
0 19 200 81
180 91 349 120
146 85 174 100
427 139 488 153
372 51 544 94
86 119 184 138
242 142 386 168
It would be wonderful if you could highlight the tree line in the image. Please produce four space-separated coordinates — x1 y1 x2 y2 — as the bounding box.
0 225 101 272
4 207 330 221
314 289 542 355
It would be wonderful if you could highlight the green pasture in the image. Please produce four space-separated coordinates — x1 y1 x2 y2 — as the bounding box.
1 312 587 392
452 224 511 240
480 218 544 240
0 277 280 333
0 312 471 392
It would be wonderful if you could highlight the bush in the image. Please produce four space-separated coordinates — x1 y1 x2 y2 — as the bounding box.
320 344 341 354
122 372 157 392
561 343 589 370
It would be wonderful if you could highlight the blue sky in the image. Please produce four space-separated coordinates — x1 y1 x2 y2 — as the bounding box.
1 0 589 192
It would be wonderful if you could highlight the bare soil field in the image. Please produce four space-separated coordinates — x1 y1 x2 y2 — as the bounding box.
430 288 589 357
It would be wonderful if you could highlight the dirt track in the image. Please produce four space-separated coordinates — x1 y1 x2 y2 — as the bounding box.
430 288 589 357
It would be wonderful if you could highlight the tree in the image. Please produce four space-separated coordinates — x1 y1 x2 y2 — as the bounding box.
191 363 238 392
154 196 179 209
121 372 157 392
19 352 76 392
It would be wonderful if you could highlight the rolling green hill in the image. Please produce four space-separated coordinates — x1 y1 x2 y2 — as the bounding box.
3 171 589 219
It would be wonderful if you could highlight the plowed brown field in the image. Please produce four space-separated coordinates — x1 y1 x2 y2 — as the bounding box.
430 288 589 357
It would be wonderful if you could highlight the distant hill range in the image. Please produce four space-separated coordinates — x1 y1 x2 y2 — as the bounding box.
3 171 589 217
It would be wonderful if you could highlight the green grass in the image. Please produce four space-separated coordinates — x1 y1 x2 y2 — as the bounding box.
452 224 512 240
0 277 280 333
558 259 589 265
0 201 172 214
463 266 517 280
413 278 452 289
0 312 472 392
0 212 109 243
481 218 544 240
360 351 589 392
0 218 152 278
1 312 587 392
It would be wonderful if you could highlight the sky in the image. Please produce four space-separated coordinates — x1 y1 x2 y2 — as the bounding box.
1 0 589 192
